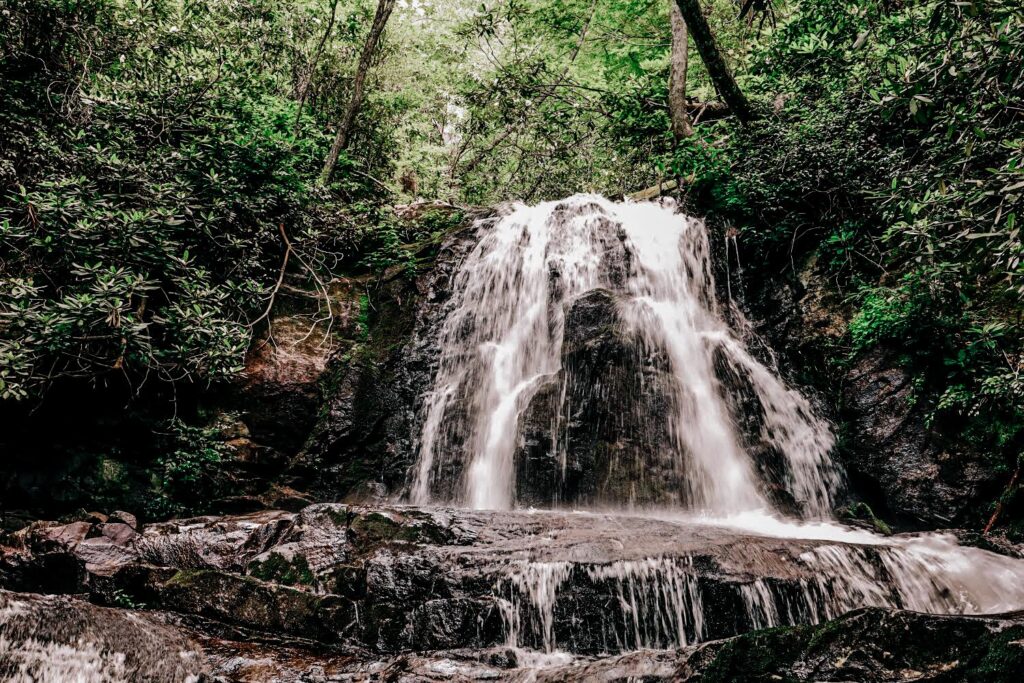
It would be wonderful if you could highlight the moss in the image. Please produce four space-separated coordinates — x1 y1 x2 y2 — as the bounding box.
349 511 407 541
249 552 315 587
968 626 1024 680
697 627 806 683
347 510 452 547
356 294 370 342
840 502 893 536
324 506 351 527
165 569 204 586
804 614 850 652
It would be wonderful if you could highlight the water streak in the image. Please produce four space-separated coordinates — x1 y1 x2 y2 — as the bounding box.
498 535 1024 654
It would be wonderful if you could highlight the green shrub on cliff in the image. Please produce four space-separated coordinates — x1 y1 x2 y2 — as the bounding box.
677 0 1024 475
0 0 387 402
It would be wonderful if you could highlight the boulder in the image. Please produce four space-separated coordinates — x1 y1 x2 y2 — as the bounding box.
109 510 138 530
0 589 208 682
841 348 997 527
674 607 1024 682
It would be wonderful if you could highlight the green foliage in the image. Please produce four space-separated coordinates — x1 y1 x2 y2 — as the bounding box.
0 0 385 402
109 588 145 610
848 270 960 352
356 294 371 341
676 0 1024 465
153 417 229 511
358 207 465 274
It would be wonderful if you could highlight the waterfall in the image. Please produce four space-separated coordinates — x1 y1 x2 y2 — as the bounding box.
411 194 839 515
405 194 1024 661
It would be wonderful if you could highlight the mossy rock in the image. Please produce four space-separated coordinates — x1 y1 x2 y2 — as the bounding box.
248 552 315 587
687 607 1024 682
159 569 352 642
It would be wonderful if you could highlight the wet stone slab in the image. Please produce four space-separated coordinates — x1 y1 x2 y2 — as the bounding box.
5 504 1024 664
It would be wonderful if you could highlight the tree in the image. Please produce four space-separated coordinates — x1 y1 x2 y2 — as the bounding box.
673 0 754 122
294 0 341 137
667 1 694 140
320 0 397 184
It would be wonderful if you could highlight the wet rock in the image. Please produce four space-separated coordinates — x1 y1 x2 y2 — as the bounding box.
240 278 364 457
0 589 208 681
841 348 996 527
514 650 678 682
159 569 354 643
38 521 93 546
83 511 109 524
675 607 1024 682
139 510 297 571
735 249 1000 529
185 607 1024 681
72 536 137 577
100 522 138 545
109 510 138 530
515 289 677 506
4 504 1024 678
293 211 494 501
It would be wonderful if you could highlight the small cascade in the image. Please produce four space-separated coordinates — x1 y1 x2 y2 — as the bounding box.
494 532 1024 654
738 580 781 629
499 561 573 653
586 558 705 650
498 557 704 653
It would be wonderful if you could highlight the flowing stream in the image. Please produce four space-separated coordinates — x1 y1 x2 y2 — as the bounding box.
407 194 1024 657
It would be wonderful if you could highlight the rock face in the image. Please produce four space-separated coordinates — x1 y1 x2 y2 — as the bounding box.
515 289 676 505
3 506 1024 680
516 607 1024 683
4 588 1018 682
290 210 496 503
841 348 997 527
4 504 1023 660
734 248 1001 529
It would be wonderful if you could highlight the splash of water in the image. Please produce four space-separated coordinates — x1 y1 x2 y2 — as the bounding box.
412 195 839 515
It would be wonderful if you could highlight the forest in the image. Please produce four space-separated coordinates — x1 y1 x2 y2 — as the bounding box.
2 0 1024 680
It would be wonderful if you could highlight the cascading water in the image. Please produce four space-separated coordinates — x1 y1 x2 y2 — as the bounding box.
406 194 1024 660
412 195 839 515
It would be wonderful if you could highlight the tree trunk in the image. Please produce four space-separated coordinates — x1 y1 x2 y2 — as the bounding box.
319 0 397 185
673 0 755 122
294 0 340 137
668 2 694 140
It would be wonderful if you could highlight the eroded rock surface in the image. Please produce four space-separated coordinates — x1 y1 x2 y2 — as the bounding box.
0 590 208 682
3 505 1024 680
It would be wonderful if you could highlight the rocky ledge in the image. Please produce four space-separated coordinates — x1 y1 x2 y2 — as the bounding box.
2 504 1024 680
2 593 1022 682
